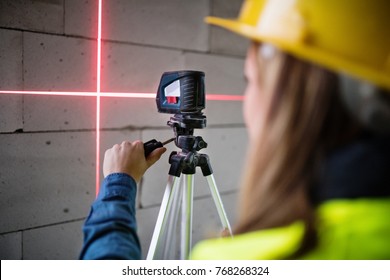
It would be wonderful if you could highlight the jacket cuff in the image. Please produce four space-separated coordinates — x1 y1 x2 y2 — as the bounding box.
97 173 137 201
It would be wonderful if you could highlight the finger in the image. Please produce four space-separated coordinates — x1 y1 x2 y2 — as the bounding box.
146 147 167 167
132 140 144 152
104 148 111 158
120 140 132 148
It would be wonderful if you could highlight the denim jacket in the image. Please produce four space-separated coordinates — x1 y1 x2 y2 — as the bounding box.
80 173 141 259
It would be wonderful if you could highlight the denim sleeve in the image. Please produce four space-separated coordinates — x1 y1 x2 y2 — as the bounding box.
79 173 141 260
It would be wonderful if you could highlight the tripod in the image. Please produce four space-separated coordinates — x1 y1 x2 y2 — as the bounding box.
146 114 233 260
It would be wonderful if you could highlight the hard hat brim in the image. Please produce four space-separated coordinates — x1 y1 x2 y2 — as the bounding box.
206 16 390 91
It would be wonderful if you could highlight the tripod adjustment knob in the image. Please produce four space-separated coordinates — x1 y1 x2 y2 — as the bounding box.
194 136 207 151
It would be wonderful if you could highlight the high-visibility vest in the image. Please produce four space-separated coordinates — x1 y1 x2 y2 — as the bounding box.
190 198 390 260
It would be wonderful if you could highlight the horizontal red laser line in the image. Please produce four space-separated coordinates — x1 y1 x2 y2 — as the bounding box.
0 90 244 101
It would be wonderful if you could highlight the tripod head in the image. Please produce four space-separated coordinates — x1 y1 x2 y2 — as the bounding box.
167 113 206 150
166 114 212 177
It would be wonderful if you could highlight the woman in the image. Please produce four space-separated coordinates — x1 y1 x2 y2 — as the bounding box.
81 0 390 259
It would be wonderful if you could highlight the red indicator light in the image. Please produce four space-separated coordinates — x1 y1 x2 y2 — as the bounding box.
167 96 178 104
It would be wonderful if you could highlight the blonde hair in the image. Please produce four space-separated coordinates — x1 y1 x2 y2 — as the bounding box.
235 44 359 255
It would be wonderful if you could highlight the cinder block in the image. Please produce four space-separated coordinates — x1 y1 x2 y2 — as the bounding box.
205 100 244 125
100 97 169 129
23 220 84 260
0 0 64 34
0 129 144 234
64 0 97 39
195 127 247 194
0 94 23 132
139 127 247 208
23 95 96 131
136 192 238 259
101 0 209 51
209 0 248 56
0 232 22 259
101 42 184 93
0 132 96 233
0 29 23 89
23 32 96 91
210 27 249 57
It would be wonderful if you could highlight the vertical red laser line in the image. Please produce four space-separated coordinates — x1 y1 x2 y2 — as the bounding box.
96 0 103 195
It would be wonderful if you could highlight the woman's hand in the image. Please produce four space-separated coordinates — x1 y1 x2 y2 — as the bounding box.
103 140 166 182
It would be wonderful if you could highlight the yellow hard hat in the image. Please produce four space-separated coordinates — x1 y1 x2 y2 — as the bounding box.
206 0 390 90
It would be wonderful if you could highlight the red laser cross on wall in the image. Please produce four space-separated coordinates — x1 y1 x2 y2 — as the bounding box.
0 0 243 194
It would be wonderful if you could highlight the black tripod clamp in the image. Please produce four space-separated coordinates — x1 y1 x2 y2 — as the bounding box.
168 151 213 177
168 134 213 177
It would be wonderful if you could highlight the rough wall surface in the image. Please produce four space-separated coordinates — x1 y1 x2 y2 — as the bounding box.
0 0 247 259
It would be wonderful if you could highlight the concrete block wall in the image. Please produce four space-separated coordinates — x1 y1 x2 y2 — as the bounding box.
0 0 248 259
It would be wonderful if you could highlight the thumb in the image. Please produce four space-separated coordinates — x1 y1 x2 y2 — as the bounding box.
146 147 167 167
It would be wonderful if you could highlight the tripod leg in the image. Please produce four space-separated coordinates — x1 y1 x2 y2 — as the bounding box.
206 174 233 236
181 174 194 259
146 175 182 259
162 176 183 259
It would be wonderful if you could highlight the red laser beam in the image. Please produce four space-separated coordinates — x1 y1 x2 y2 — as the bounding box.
0 90 98 97
0 90 243 100
96 0 103 194
0 0 244 195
